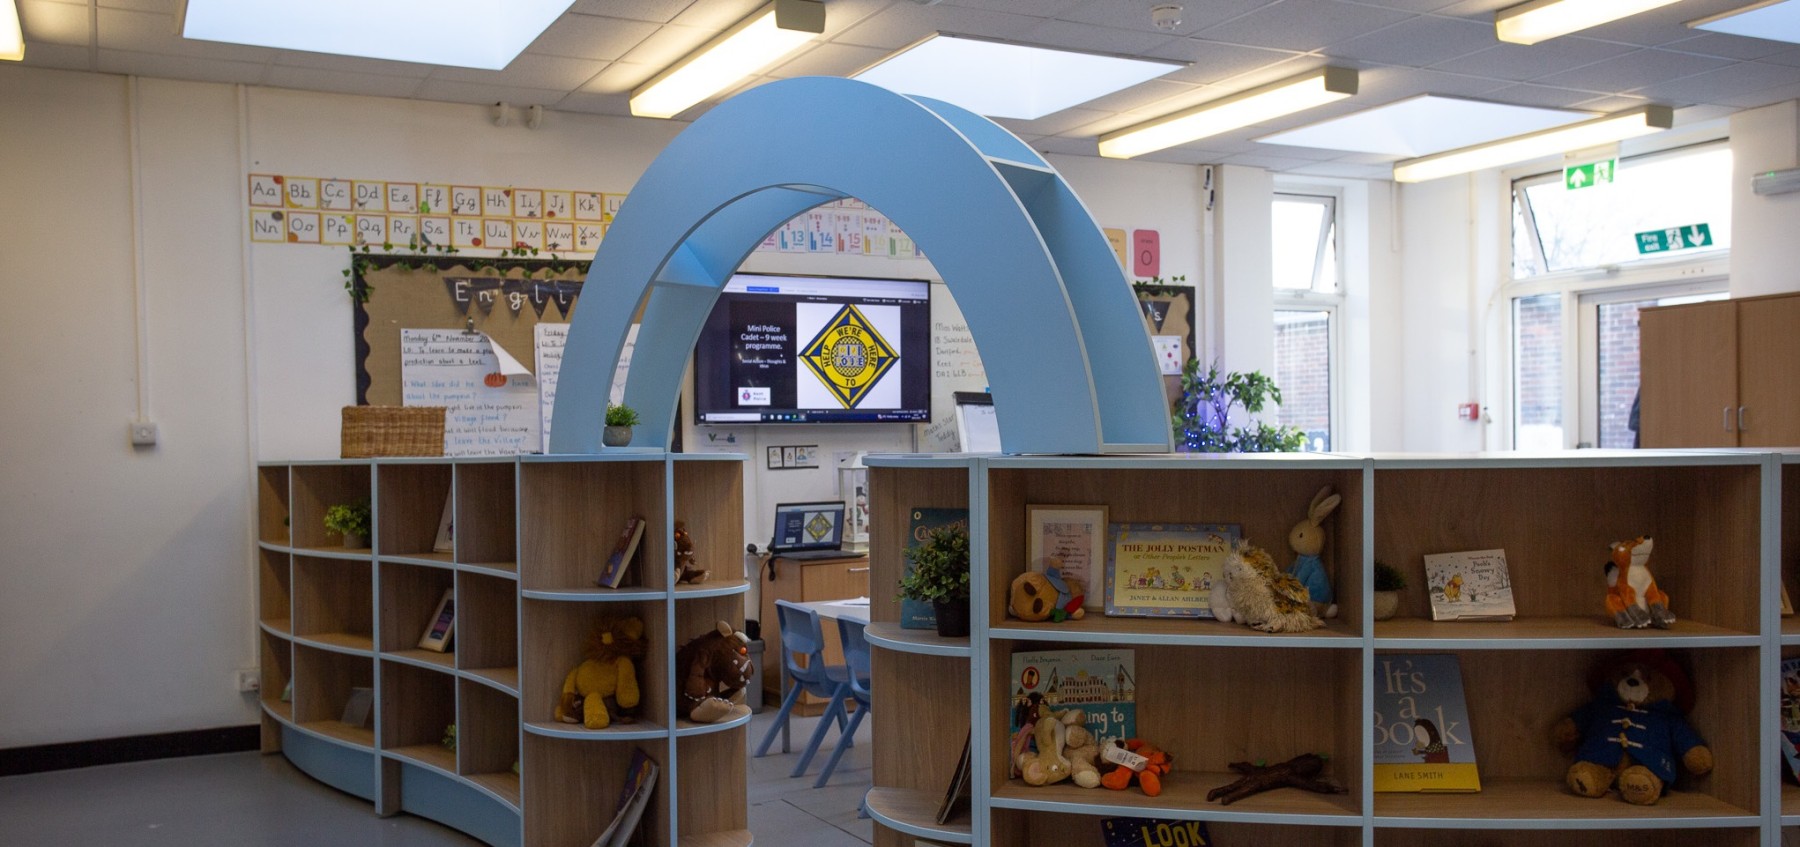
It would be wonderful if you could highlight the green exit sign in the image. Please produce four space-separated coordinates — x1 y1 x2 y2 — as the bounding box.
1565 159 1616 190
1637 223 1713 254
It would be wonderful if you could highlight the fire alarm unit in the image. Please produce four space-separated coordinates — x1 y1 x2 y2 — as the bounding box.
1457 403 1481 421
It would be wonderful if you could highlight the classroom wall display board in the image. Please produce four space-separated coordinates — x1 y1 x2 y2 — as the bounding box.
256 453 753 847
861 450 1798 847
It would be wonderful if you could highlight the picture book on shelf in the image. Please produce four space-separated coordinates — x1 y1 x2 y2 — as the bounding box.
1782 658 1800 782
433 492 454 554
590 747 657 847
1423 548 1515 621
596 516 646 589
1104 523 1239 617
1101 818 1210 847
903 507 968 630
936 729 972 825
1008 649 1136 750
416 587 455 652
1373 653 1479 792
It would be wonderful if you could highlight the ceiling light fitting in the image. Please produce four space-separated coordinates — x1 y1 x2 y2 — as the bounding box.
1495 0 1685 44
1152 5 1183 31
1392 104 1673 183
629 0 824 120
2 0 23 62
1098 66 1357 159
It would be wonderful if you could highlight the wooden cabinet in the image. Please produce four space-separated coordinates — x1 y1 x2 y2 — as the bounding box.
757 553 870 714
1641 292 1800 447
864 451 1786 847
258 454 751 847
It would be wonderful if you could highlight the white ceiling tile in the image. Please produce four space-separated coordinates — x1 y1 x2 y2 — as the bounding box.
98 6 275 62
1569 93 1647 112
1481 83 1611 108
1020 18 1179 56
579 60 661 94
411 78 570 107
616 23 717 67
1288 160 1396 178
1211 54 1333 90
993 106 1112 137
832 3 1051 51
1431 0 1510 21
1673 103 1736 122
95 0 174 10
1137 146 1229 164
1221 151 1323 169
1629 60 1800 104
263 65 426 99
1353 66 1510 100
1757 46 1800 67
428 54 608 90
1195 0 1414 52
527 14 661 60
17 41 94 70
1033 134 1102 156
1053 0 1276 37
1533 49 1734 93
1074 78 1204 113
766 42 894 78
1141 38 1304 85
669 0 766 30
1341 0 1462 12
1329 150 1406 164
951 0 1088 17
1326 15 1495 67
1715 79 1800 106
1428 38 1638 82
271 51 435 78
1251 141 1356 160
554 90 637 116
1574 0 1751 47
1663 33 1795 61
19 0 92 47
569 0 693 24
96 49 268 85
1258 95 1591 155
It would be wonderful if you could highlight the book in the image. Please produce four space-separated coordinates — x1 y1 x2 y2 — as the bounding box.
596 516 646 589
1103 523 1239 617
1101 818 1210 847
1008 649 1136 750
1373 653 1479 792
417 587 455 652
341 687 374 728
935 730 972 825
902 508 968 630
590 748 658 847
433 492 454 554
1423 548 1515 621
1782 658 1800 782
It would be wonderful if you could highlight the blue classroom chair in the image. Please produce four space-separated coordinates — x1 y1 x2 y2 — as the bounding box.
754 600 850 762
812 617 873 787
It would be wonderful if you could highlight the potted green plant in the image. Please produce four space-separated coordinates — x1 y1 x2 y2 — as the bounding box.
604 403 640 447
1373 561 1406 621
899 524 972 637
324 499 372 549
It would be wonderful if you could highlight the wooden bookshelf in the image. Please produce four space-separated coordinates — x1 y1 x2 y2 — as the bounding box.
865 451 1784 846
258 454 748 847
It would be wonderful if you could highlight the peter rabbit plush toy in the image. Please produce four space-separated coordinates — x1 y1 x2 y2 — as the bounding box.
1288 486 1341 619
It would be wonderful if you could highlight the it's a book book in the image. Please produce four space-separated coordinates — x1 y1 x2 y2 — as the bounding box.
596 516 646 589
902 508 967 630
1423 549 1515 621
1373 653 1479 792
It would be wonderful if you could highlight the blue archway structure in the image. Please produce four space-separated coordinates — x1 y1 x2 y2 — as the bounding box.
549 77 1170 455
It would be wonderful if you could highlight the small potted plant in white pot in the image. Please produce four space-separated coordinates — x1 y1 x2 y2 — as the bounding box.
604 403 640 447
325 498 372 549
898 524 971 637
1373 561 1405 621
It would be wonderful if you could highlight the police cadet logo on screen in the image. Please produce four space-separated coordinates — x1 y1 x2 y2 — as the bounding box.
800 304 897 409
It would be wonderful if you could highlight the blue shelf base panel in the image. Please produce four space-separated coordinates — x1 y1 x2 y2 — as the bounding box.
281 726 376 803
398 761 522 847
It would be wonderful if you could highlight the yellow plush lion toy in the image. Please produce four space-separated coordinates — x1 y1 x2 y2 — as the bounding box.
555 616 646 730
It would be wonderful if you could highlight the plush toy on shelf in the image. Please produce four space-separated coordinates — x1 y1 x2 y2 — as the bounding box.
1286 485 1341 618
554 616 646 730
673 521 707 584
1099 738 1173 797
674 620 755 723
1016 705 1102 788
1553 650 1713 805
1009 567 1085 623
1215 541 1322 633
1605 536 1674 629
1206 753 1346 805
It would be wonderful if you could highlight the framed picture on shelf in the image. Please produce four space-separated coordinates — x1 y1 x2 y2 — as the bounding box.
1025 505 1108 611
417 587 455 652
1103 522 1239 617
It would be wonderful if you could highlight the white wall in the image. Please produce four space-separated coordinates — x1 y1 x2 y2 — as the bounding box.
1395 175 1489 453
1210 165 1276 379
1729 100 1800 298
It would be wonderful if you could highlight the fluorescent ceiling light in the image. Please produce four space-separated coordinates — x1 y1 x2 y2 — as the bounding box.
1691 0 1800 44
1258 95 1593 157
180 0 572 69
1496 0 1685 44
630 0 823 119
2 0 22 62
1393 105 1673 183
1099 67 1357 160
851 33 1182 121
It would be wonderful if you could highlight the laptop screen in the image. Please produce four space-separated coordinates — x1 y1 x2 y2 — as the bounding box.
771 501 845 551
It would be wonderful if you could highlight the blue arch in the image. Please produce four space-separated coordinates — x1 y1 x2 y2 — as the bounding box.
549 77 1169 455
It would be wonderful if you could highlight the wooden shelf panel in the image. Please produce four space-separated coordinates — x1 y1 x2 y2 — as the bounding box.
464 666 519 694
375 462 453 558
260 546 291 624
677 830 753 847
866 621 971 657
379 552 455 569
520 599 668 729
1373 777 1756 826
258 465 291 545
294 556 373 645
263 699 294 724
455 461 517 566
678 728 748 837
386 742 457 776
261 619 292 638
674 577 750 599
866 786 972 843
993 614 1360 648
293 544 372 559
458 676 519 795
378 559 455 655
521 587 667 602
1371 828 1760 847
1785 782 1800 817
379 659 456 755
674 704 752 736
384 648 455 672
519 459 668 593
1783 616 1800 642
458 569 519 673
296 632 375 655
1374 616 1757 648
460 561 518 579
467 771 522 811
522 720 668 741
992 773 1361 821
522 732 668 847
298 720 376 750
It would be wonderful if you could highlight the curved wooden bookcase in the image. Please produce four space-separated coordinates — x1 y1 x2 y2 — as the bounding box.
864 450 1789 847
258 453 752 847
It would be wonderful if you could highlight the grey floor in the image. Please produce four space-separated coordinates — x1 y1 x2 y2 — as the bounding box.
0 708 872 847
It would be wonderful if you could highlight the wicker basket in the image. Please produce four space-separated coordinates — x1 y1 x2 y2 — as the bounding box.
341 406 446 458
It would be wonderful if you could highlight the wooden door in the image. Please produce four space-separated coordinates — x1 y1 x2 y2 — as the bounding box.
1639 300 1739 447
1736 294 1800 447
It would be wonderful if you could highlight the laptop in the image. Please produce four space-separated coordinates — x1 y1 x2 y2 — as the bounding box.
767 501 852 561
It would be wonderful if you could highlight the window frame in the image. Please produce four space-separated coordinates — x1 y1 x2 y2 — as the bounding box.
1271 188 1345 451
1272 192 1339 295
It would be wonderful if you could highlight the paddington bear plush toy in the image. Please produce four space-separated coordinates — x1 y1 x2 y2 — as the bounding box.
1553 650 1713 805
675 621 755 723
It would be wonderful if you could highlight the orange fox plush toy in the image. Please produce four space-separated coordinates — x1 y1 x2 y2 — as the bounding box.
1605 537 1674 629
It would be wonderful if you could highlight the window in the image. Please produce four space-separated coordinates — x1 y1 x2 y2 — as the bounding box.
1512 143 1732 278
1272 193 1339 450
1512 293 1563 450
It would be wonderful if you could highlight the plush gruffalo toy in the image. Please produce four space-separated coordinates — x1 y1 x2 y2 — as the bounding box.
1553 650 1713 805
1009 567 1085 623
675 621 754 723
673 521 707 584
556 616 646 730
